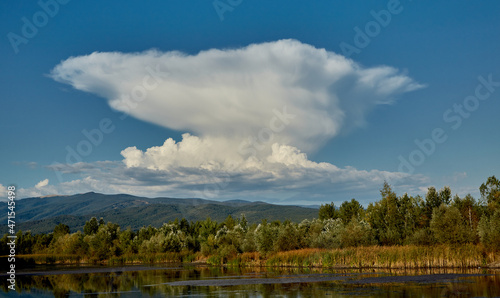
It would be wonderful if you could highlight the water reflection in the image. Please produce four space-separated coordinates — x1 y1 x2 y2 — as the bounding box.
1 265 499 297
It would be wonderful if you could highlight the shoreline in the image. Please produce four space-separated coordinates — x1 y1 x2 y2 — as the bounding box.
4 245 500 271
2 261 498 278
1 264 491 287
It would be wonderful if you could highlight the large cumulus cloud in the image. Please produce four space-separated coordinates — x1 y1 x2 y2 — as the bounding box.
44 39 426 202
51 39 423 152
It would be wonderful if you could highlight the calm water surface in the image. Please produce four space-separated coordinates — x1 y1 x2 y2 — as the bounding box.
1 264 499 297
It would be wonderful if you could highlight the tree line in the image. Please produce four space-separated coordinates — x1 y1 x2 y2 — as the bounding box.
1 176 499 263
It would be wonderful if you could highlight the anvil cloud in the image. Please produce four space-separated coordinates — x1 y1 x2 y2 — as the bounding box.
43 40 426 202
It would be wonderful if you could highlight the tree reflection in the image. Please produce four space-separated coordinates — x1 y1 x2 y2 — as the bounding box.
2 266 500 297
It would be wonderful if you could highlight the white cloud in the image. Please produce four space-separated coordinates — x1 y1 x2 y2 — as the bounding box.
44 40 428 203
35 179 49 189
51 39 423 154
20 136 425 204
0 184 6 198
119 134 421 190
18 179 56 198
23 156 426 205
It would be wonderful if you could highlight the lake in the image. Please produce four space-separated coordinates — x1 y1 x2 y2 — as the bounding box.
2 264 500 297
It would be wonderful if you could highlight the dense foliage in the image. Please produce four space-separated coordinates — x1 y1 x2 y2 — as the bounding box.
2 176 499 263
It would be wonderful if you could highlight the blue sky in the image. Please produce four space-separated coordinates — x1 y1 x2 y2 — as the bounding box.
1 0 499 205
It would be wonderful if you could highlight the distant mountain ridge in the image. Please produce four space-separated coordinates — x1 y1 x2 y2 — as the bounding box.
0 192 318 234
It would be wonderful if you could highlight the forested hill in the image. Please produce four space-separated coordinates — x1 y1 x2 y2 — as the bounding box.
0 192 318 234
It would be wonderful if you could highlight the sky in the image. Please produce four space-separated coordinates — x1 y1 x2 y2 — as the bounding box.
1 0 499 206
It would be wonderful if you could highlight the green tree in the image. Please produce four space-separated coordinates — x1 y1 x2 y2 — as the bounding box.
312 218 344 249
338 198 364 225
301 219 325 248
84 217 99 236
409 227 434 245
223 215 236 230
239 214 248 232
366 182 403 245
16 231 34 254
140 233 167 254
452 194 482 240
477 210 500 250
137 225 157 243
424 187 441 225
0 234 11 255
53 223 70 238
480 175 500 211
439 186 452 205
179 218 190 234
240 229 257 252
318 203 338 220
86 222 120 260
275 221 301 251
399 193 422 242
430 205 474 244
200 234 216 256
198 217 218 240
255 220 277 254
33 233 53 254
339 217 374 247
218 224 245 253
51 232 87 255
118 228 136 254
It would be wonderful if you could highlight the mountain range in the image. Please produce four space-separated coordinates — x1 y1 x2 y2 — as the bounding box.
0 192 319 234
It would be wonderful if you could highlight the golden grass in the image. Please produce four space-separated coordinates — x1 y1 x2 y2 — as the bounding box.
264 245 499 269
15 245 500 269
17 254 83 264
16 251 193 265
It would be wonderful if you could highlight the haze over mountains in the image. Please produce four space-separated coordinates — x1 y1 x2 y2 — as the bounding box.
0 192 318 234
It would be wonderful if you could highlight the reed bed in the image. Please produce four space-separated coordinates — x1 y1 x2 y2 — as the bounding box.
13 245 499 269
15 251 194 265
265 245 499 269
17 254 83 265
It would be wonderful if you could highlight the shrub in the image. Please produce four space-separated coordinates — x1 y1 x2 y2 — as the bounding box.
478 211 500 250
339 217 375 247
430 205 474 244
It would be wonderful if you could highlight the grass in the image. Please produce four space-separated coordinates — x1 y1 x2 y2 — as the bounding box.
16 254 83 265
11 245 499 269
14 251 195 265
264 245 498 269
